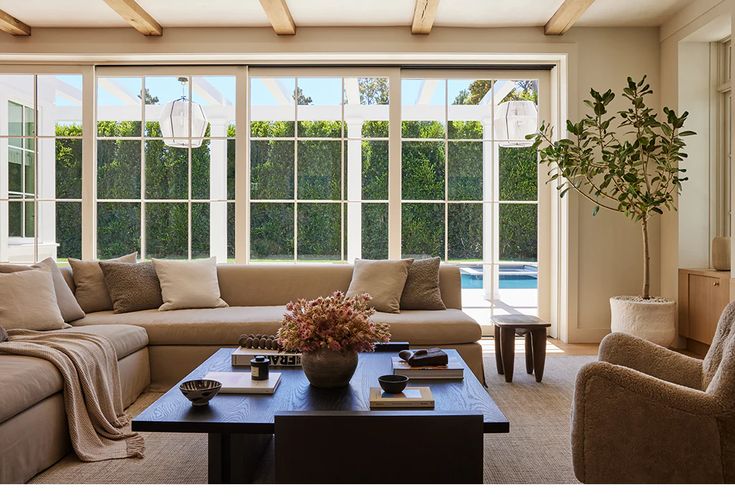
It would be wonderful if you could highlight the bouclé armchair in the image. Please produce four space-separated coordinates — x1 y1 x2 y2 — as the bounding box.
571 302 735 483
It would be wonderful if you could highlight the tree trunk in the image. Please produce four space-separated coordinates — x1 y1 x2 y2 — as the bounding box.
641 217 650 300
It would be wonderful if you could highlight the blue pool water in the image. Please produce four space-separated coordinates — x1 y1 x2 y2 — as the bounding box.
460 266 538 290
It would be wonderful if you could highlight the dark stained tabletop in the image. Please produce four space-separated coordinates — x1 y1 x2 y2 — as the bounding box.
490 314 551 328
133 348 509 434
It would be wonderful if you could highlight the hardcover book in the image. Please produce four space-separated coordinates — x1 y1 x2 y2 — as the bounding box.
391 356 464 380
369 386 435 409
203 371 281 394
231 347 302 367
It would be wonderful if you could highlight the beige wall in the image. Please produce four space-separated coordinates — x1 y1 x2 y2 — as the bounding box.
0 25 662 343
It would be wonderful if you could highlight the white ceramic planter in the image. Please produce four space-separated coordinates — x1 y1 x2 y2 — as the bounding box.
609 296 677 346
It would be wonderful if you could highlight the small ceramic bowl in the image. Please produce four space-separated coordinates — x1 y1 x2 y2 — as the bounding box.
378 374 409 394
179 379 222 406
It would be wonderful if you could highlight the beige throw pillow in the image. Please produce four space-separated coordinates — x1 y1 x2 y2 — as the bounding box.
99 261 163 313
153 257 228 311
0 258 85 322
0 269 66 331
69 253 137 313
346 259 413 314
400 257 446 310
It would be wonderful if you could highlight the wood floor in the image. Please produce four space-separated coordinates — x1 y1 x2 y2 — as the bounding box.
479 337 599 356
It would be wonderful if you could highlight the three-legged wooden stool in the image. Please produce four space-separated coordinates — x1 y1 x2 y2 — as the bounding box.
490 314 551 383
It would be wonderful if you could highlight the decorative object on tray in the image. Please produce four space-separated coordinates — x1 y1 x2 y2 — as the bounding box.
378 374 409 394
392 350 464 380
369 386 434 408
204 371 281 394
250 355 270 380
276 291 391 388
179 379 222 406
232 334 303 367
399 347 448 366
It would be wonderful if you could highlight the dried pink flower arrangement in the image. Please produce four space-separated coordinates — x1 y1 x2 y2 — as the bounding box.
276 291 390 353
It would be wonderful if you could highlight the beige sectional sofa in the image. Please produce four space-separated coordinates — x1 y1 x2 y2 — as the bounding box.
0 263 482 483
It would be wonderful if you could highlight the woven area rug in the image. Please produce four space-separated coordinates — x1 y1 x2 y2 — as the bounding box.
31 353 594 484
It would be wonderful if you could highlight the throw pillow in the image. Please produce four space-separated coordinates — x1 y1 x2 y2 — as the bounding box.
400 257 446 310
152 257 228 311
0 269 66 331
346 258 413 314
0 258 85 322
99 261 164 313
68 253 138 313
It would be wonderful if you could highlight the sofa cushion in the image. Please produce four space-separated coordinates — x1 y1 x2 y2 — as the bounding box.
0 324 148 425
100 261 163 313
69 253 138 313
0 269 66 331
74 306 480 346
153 257 228 311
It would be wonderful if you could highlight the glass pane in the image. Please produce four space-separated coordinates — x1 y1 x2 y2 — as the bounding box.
297 203 340 261
97 139 141 199
54 201 82 261
97 77 142 137
8 201 22 237
191 202 210 259
24 151 34 194
448 79 491 105
193 76 236 136
356 140 388 200
499 145 538 201
145 202 188 259
361 203 388 260
38 74 83 136
345 77 389 139
447 120 484 140
499 204 537 262
297 121 341 138
24 106 34 149
250 77 295 137
250 140 294 199
494 80 538 145
97 202 140 259
8 148 22 192
8 101 24 137
402 203 444 259
250 202 294 261
227 138 235 200
227 202 235 260
402 141 445 200
191 139 213 200
53 138 82 199
448 203 483 261
143 76 186 138
24 201 34 237
448 142 483 201
448 79 491 140
297 140 341 200
144 140 187 199
402 79 445 139
296 78 341 138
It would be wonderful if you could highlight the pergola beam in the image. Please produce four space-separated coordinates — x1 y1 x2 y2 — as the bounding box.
258 0 296 36
411 0 439 35
545 0 594 36
103 0 162 36
0 9 30 36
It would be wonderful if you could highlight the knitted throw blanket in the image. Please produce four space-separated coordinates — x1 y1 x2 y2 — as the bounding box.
0 329 144 462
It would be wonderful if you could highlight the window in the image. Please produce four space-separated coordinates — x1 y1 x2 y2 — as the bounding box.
7 101 35 239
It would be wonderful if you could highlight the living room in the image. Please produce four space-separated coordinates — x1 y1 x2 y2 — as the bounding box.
0 0 733 496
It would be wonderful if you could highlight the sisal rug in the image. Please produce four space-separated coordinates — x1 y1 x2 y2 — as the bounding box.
31 354 594 484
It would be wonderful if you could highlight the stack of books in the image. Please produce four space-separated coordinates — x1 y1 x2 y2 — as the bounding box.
391 355 464 380
369 386 434 409
231 347 302 367
204 371 282 394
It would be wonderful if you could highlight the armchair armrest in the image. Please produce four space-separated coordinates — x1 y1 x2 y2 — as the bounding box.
599 332 703 389
572 362 726 483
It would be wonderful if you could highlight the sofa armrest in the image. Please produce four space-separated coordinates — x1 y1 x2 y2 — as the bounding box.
599 332 703 389
572 361 725 483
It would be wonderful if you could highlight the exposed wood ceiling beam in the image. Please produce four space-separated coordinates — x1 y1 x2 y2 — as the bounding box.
258 0 296 36
0 9 31 36
545 0 595 36
411 0 439 35
103 0 162 36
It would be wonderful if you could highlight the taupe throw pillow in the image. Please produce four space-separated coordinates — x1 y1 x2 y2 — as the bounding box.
100 261 163 313
400 257 446 310
0 269 66 331
0 258 85 322
69 253 137 313
346 259 413 314
153 257 228 311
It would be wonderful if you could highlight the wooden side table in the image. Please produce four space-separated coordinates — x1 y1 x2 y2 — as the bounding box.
491 315 551 383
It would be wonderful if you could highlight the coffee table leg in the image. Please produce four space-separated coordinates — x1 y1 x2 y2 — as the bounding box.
494 325 503 375
531 328 547 382
500 327 515 383
208 433 272 484
524 332 534 374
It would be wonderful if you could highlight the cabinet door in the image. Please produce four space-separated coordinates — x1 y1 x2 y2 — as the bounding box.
688 274 727 344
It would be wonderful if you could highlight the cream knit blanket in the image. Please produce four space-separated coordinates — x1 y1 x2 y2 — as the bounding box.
0 329 144 461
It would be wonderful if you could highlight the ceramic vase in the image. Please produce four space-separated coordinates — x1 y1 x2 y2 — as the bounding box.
301 349 358 388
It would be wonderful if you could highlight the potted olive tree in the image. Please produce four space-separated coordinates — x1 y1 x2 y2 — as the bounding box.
529 76 694 346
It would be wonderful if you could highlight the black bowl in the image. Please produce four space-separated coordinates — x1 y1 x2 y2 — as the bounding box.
378 374 409 394
180 379 222 406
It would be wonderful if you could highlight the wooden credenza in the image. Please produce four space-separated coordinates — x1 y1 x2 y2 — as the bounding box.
678 268 731 355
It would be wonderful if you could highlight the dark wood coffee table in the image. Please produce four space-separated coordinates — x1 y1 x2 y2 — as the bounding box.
133 348 508 484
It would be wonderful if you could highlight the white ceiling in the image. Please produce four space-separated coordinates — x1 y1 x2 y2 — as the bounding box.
0 0 693 29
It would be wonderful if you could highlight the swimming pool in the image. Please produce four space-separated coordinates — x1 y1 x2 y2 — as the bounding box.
460 265 538 290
